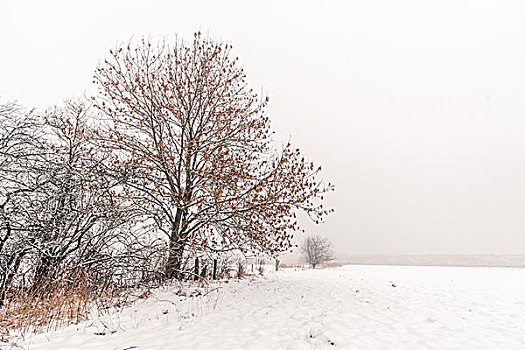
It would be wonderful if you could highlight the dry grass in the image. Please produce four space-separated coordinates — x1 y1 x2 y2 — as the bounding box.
279 262 343 269
0 260 272 343
321 262 343 268
279 263 306 269
0 269 127 342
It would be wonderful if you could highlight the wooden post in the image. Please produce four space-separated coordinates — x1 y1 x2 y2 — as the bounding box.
194 257 199 280
212 259 217 280
275 259 280 271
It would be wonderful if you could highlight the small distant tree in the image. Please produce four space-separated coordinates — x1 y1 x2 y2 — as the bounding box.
300 235 334 268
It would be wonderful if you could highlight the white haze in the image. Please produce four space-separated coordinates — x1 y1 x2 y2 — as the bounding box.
1 0 525 258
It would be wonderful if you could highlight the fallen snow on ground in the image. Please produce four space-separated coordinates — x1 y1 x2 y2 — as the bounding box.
16 265 525 349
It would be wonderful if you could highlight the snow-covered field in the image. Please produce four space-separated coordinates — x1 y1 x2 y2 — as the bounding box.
15 265 525 349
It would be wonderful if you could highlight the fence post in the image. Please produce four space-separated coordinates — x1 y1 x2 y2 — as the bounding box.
275 259 280 271
212 259 217 280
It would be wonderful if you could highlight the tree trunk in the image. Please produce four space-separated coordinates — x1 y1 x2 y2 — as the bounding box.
33 255 54 287
166 242 185 280
0 252 24 307
194 257 199 281
166 208 184 279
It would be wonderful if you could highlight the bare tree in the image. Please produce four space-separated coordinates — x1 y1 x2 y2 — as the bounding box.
93 33 333 279
0 100 46 301
0 98 163 299
27 100 131 284
32 100 169 287
300 235 334 268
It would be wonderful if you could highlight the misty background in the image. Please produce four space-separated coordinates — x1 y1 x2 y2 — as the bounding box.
1 0 525 259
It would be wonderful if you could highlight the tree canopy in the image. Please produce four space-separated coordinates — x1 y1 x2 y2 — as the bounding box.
93 33 333 277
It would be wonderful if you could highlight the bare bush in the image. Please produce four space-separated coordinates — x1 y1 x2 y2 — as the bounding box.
0 101 47 304
0 99 166 339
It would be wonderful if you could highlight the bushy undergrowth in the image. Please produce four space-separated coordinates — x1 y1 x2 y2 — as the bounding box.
0 256 267 342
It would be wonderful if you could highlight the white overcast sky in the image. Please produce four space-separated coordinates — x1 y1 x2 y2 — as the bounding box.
2 0 525 256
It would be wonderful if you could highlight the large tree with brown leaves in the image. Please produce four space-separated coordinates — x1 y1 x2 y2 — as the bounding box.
93 33 333 278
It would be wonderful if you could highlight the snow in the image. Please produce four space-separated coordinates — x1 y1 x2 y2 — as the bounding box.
15 265 525 349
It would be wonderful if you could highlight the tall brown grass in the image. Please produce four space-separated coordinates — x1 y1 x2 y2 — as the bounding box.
279 263 305 269
0 268 126 342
